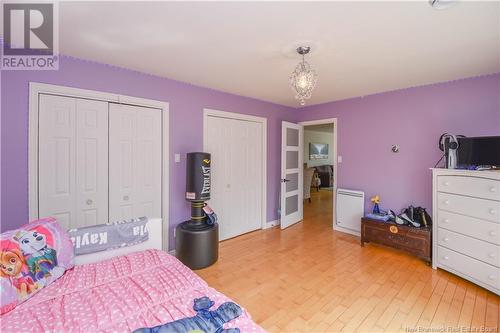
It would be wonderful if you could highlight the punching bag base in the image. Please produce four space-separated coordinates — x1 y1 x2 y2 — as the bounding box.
175 222 218 270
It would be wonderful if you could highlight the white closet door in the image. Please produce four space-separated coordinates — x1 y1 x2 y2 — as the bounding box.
206 116 263 240
109 103 162 222
39 95 108 229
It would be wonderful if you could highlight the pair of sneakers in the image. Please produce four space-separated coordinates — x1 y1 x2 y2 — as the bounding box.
388 209 421 228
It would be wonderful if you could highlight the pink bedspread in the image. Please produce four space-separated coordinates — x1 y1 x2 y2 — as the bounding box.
0 250 264 333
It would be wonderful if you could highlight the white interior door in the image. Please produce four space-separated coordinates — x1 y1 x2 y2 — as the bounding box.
205 115 263 240
39 94 108 229
281 121 303 229
109 103 162 222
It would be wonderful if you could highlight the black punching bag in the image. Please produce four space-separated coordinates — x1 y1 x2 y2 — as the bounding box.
175 152 218 269
186 152 211 201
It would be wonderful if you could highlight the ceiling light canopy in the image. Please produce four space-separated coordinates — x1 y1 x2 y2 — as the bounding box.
289 46 318 106
429 0 458 10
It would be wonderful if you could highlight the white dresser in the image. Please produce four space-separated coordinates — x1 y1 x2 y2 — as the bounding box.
432 169 500 295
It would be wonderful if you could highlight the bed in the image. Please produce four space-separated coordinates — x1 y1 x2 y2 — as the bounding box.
0 219 264 333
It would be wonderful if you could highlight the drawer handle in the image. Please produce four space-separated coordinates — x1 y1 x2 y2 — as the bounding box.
86 199 93 205
123 195 130 201
488 275 496 280
442 237 449 242
489 209 497 215
443 256 449 260
490 187 497 193
443 219 450 224
489 231 497 236
443 181 450 186
443 200 450 205
488 253 495 258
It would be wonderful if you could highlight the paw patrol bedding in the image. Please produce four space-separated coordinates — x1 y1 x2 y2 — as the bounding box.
0 217 74 314
0 250 264 333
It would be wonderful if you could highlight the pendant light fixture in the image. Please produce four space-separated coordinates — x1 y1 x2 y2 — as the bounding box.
289 46 318 106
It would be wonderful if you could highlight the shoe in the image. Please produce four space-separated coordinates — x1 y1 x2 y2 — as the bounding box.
399 213 421 228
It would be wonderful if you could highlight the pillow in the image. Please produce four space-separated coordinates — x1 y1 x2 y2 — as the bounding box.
0 217 74 314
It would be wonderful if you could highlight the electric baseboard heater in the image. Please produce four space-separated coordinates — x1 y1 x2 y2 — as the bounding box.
335 188 365 236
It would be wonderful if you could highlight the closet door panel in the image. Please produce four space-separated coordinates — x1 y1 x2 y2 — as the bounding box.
39 95 77 229
39 95 109 230
245 121 263 233
205 116 263 240
109 104 161 222
75 99 109 227
109 106 136 222
136 110 162 218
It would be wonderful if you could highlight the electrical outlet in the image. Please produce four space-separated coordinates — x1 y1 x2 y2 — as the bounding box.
338 155 343 163
175 153 181 163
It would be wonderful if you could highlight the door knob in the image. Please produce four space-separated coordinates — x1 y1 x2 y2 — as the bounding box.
86 199 93 205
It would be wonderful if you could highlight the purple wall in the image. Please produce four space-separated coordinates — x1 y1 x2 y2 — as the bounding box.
2 54 498 246
1 56 296 248
297 74 500 214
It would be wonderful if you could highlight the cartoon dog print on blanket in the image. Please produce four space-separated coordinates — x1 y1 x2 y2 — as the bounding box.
13 230 65 286
0 249 38 298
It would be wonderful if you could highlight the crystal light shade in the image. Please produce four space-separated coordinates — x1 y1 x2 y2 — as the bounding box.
289 47 318 106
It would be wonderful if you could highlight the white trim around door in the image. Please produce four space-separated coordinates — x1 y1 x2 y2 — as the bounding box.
299 118 338 229
28 82 170 251
203 108 268 232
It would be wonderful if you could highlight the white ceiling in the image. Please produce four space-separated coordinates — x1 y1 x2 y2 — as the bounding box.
58 1 500 107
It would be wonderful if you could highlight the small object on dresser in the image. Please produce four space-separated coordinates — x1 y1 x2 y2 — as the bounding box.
360 217 432 264
371 195 381 214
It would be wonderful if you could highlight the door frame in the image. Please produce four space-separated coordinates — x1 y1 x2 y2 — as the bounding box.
203 108 268 231
298 118 338 227
28 82 170 250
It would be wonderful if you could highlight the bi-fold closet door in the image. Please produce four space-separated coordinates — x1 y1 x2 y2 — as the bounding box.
205 115 263 240
38 94 161 230
108 103 162 223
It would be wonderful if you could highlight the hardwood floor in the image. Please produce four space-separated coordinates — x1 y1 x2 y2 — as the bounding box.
196 190 500 332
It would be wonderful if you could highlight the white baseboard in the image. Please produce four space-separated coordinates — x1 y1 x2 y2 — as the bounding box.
264 219 279 229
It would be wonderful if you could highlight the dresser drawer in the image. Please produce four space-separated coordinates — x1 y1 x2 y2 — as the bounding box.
438 228 500 267
438 210 500 244
438 192 500 223
437 176 500 201
438 246 499 290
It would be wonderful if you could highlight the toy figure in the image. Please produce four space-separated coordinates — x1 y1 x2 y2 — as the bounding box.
134 297 242 333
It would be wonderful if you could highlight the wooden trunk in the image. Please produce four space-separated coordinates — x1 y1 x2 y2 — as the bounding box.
361 217 432 263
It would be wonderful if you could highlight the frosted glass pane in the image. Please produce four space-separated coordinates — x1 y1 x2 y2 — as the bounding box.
286 173 298 192
286 151 298 169
286 195 298 215
286 128 299 147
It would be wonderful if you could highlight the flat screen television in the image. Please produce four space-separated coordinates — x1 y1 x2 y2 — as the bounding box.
457 136 500 167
